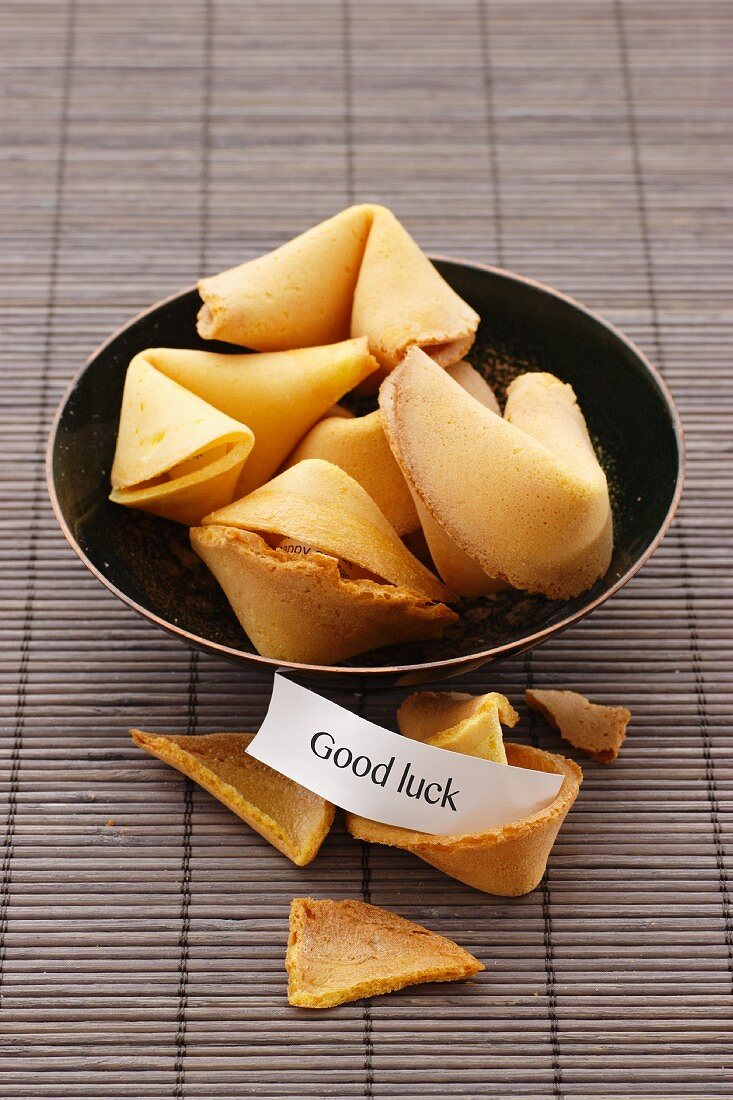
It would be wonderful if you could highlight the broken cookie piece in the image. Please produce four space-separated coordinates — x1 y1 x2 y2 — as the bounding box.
526 688 631 764
398 690 519 764
131 730 334 865
286 897 483 1008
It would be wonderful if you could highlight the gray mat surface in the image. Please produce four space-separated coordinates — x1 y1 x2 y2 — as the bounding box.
1 1 731 1097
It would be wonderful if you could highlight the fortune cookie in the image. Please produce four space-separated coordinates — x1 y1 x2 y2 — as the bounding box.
198 204 479 371
285 410 420 535
526 688 631 764
286 898 483 1008
109 355 254 525
137 339 378 495
380 349 613 600
191 527 456 664
346 691 582 896
192 461 456 664
131 731 334 865
398 690 519 765
203 459 450 602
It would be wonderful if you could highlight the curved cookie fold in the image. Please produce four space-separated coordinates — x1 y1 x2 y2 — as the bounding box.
526 688 631 764
445 360 501 413
349 206 480 369
197 204 479 371
109 355 254 525
130 730 334 865
286 897 483 1008
190 526 457 664
380 348 613 600
139 338 378 495
346 743 582 896
285 410 420 536
415 499 508 598
398 689 519 764
203 459 450 603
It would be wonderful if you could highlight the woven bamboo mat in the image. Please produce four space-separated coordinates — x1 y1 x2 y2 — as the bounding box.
1 0 731 1096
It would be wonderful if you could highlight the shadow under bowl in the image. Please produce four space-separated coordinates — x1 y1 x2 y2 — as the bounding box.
47 258 683 685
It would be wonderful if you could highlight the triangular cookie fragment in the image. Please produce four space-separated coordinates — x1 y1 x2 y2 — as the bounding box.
526 688 631 764
398 690 518 764
142 339 378 495
285 410 419 535
203 459 450 602
380 349 613 599
131 730 334 865
109 355 254 525
190 526 456 664
286 898 483 1008
197 204 479 371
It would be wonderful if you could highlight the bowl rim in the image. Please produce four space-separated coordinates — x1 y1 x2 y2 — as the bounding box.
46 256 685 678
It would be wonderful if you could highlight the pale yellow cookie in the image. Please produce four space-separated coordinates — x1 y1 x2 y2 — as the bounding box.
198 204 479 371
139 338 378 494
398 690 519 764
109 355 253 525
203 459 450 603
285 410 420 535
380 348 613 599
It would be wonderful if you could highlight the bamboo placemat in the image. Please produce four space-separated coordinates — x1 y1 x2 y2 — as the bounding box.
1 1 731 1097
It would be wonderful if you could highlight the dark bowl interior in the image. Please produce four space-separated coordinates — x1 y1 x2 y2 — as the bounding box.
48 260 683 682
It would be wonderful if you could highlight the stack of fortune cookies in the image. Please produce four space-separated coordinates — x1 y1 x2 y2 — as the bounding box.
108 203 614 664
346 690 582 895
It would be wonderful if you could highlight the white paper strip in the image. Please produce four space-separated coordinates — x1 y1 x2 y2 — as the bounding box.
246 674 564 836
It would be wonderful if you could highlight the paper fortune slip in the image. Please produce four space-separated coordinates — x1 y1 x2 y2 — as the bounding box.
246 675 564 836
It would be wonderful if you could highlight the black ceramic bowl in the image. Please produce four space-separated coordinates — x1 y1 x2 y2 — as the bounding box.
47 259 683 684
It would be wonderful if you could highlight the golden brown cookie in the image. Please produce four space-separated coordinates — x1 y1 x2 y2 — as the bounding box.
131 730 334 865
526 688 631 764
286 898 483 1008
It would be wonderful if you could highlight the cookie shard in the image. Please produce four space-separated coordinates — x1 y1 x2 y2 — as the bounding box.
190 526 457 665
380 348 613 600
398 690 519 765
286 898 483 1009
109 354 254 525
143 339 378 496
526 688 631 764
285 409 420 536
346 744 582 897
131 730 334 866
203 459 450 603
